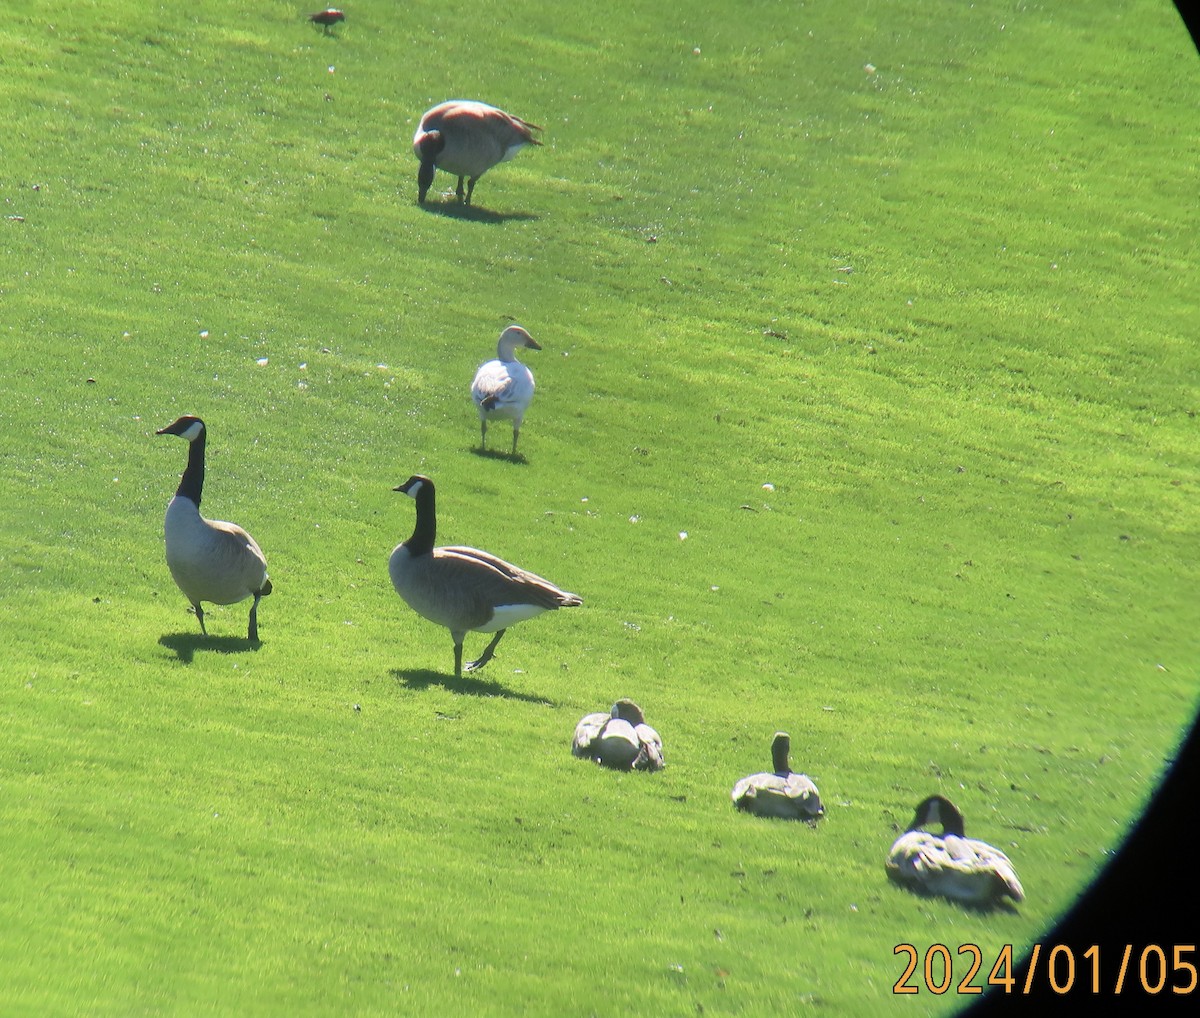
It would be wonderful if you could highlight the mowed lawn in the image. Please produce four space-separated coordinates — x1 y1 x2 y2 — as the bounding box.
1 1 1197 1015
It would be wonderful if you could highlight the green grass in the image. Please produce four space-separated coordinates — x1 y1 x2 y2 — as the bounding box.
1 0 1197 1014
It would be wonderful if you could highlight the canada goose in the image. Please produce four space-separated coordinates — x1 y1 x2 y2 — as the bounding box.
572 699 665 771
731 732 823 819
388 475 581 677
471 325 540 455
413 100 542 205
886 795 1025 906
156 416 272 641
309 8 345 30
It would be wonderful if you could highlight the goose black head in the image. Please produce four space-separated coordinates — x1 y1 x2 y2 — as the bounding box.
394 475 433 498
908 794 966 837
156 415 206 442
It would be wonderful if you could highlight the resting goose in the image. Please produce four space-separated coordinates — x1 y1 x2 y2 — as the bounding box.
572 699 665 771
389 475 581 678
471 325 540 455
156 416 272 641
413 100 542 205
886 795 1025 906
731 732 823 819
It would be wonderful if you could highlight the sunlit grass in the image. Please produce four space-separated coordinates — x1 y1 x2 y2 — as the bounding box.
1 0 1196 1014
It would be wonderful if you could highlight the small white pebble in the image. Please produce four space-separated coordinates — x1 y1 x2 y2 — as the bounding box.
762 482 775 491
864 63 876 74
629 515 641 523
679 531 688 540
256 357 269 366
710 585 719 592
199 330 209 338
692 47 701 55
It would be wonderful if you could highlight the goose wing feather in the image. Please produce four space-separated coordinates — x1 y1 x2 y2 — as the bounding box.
572 712 610 757
436 546 582 609
631 722 665 771
887 832 1024 904
471 360 534 414
732 772 822 818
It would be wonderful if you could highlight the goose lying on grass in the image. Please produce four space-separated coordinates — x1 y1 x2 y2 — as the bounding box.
886 794 1025 906
471 325 540 455
731 732 823 819
572 699 664 771
156 415 272 641
413 100 541 206
389 475 581 678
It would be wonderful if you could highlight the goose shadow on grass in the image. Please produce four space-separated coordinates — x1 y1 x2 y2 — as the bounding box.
468 446 529 465
159 633 262 664
392 668 556 706
419 201 539 224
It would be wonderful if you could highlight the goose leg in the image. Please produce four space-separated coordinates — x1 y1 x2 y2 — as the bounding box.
480 418 488 451
455 176 466 202
466 629 506 672
465 177 478 205
452 634 465 679
194 602 208 636
510 424 519 456
248 592 262 642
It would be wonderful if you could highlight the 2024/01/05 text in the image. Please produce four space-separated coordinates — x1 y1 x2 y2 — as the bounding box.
893 943 1198 996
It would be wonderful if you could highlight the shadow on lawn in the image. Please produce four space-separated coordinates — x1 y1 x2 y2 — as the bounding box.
159 633 262 663
418 201 539 224
468 446 529 465
391 667 555 706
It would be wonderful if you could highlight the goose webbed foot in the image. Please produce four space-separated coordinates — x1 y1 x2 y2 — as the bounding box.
465 630 506 672
194 604 208 636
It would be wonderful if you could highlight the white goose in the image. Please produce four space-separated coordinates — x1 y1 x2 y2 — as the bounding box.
471 325 540 455
156 416 272 641
887 795 1025 906
572 700 664 771
413 100 542 205
731 732 823 819
389 475 581 678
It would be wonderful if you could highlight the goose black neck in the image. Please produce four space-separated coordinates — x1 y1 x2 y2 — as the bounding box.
771 737 791 775
939 813 965 838
177 432 206 506
405 480 437 557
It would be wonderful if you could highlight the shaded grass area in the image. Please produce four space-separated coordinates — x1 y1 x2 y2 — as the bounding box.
1 0 1197 1014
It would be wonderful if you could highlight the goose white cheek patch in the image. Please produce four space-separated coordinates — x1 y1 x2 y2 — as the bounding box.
181 421 205 442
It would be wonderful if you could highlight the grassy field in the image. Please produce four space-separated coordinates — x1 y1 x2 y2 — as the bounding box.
2 0 1197 1014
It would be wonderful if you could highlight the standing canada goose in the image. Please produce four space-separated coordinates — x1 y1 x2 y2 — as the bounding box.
156 416 272 641
886 795 1025 906
308 8 345 31
572 699 665 771
413 100 542 205
731 732 823 819
389 475 581 678
471 325 540 455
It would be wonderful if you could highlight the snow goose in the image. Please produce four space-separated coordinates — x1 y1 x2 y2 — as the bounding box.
156 416 272 641
413 100 541 205
887 795 1025 906
572 699 664 771
389 475 581 678
471 325 540 455
732 732 823 819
